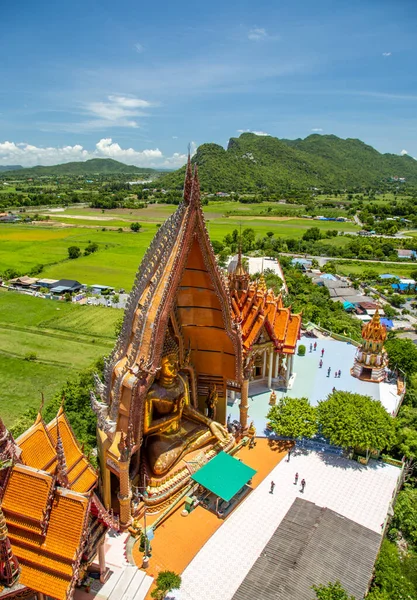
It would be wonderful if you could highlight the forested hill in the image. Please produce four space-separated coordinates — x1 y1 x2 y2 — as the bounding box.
158 133 417 191
1 158 157 176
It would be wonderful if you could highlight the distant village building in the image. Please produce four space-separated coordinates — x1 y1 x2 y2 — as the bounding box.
397 249 416 260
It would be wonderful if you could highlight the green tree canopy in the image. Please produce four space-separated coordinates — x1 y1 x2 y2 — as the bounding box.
317 392 395 451
391 488 417 546
312 580 355 600
385 338 417 379
68 245 81 259
267 396 317 439
151 571 182 600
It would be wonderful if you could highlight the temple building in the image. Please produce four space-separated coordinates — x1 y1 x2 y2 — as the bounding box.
351 309 389 382
0 408 117 600
91 156 302 524
228 249 301 397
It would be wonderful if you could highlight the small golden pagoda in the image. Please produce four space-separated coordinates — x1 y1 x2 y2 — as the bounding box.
351 309 388 382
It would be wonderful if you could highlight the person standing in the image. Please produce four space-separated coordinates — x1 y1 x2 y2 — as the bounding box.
300 479 306 493
270 481 275 494
309 343 313 352
314 342 317 351
321 348 325 357
338 369 341 378
319 359 323 368
287 449 291 462
294 472 299 485
327 366 331 377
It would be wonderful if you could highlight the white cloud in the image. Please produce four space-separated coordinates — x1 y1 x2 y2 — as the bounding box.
0 138 191 169
84 94 155 129
400 149 408 155
248 27 268 41
134 43 144 53
237 129 271 136
311 128 323 132
382 52 392 56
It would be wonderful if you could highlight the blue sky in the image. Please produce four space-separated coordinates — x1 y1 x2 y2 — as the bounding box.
1 0 416 167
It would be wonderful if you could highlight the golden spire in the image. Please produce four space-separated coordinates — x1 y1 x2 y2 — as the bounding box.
258 273 267 294
0 504 20 587
362 307 387 342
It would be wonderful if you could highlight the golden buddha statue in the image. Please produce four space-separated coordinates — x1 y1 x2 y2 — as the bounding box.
205 383 218 420
143 333 230 476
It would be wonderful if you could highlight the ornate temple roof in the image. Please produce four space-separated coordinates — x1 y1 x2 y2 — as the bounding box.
361 308 387 343
229 261 301 355
16 405 97 494
94 158 242 444
0 409 115 600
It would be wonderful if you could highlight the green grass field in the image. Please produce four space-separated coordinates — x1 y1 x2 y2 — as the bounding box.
0 212 360 290
0 290 119 426
335 261 417 277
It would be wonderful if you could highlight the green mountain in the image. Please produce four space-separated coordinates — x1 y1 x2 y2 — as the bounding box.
158 133 417 191
0 165 23 172
2 158 157 176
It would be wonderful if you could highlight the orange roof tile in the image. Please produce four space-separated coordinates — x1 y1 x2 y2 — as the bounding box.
283 314 302 353
16 420 56 472
47 410 97 494
2 464 54 530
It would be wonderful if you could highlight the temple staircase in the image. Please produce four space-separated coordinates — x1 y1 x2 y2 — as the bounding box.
82 565 153 600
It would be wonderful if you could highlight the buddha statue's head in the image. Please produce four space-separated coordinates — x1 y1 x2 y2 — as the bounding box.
160 331 180 383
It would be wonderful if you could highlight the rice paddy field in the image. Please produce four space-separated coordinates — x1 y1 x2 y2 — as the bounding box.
0 289 119 426
0 203 360 290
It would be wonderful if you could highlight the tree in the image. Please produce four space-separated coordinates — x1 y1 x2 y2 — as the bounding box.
84 242 99 256
391 488 417 546
303 227 322 241
68 246 81 259
150 571 182 600
130 222 141 232
267 396 317 439
317 392 395 453
385 338 417 379
312 581 355 600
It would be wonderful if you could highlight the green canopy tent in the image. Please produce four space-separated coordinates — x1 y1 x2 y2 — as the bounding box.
191 451 257 515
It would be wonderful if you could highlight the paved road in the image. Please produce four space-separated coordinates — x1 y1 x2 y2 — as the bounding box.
282 252 417 268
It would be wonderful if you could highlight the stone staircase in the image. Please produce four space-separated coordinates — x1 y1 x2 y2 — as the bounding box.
82 565 153 600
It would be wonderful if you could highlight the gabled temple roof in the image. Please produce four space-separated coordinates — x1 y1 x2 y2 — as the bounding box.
16 406 97 494
3 467 90 600
230 277 301 355
98 160 242 442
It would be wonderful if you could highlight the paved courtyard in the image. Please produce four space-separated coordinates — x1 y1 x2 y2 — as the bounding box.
228 335 402 435
171 450 400 600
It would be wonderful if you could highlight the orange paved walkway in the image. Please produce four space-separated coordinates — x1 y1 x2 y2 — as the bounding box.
132 438 291 595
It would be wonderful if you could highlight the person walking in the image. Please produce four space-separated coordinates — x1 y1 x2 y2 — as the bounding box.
327 366 331 377
321 348 325 357
335 371 338 378
309 343 313 353
338 369 341 378
294 472 299 485
314 342 317 351
300 478 306 493
287 449 291 462
270 481 275 494
319 359 323 368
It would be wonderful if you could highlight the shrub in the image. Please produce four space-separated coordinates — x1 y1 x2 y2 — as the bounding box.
68 246 81 259
298 344 306 356
24 352 37 361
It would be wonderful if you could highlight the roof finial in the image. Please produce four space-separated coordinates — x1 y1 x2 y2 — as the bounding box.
0 504 20 587
183 148 193 205
190 164 201 208
55 417 69 488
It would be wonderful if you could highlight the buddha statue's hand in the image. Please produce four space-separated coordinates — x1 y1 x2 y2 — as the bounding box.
209 421 229 442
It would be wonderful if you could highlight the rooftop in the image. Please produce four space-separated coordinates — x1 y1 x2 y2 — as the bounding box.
232 498 381 600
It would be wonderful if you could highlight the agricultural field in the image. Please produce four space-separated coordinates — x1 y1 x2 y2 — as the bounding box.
334 261 417 278
0 210 360 290
0 289 119 426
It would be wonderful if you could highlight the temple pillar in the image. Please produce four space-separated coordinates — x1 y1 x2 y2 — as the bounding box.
274 353 279 378
285 355 291 386
239 379 249 429
268 351 273 388
98 539 107 583
37 594 45 600
262 351 267 378
118 459 132 529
